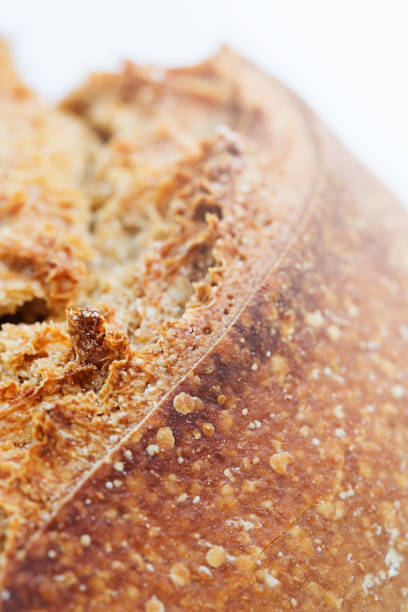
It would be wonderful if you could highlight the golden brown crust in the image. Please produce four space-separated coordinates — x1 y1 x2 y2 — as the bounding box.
0 46 407 611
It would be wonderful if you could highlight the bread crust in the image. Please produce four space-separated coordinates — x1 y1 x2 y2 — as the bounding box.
0 46 407 611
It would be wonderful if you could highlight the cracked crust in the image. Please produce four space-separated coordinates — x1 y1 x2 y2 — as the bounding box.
0 44 408 611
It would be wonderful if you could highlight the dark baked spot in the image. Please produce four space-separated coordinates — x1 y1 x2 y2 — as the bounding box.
0 298 49 328
0 508 8 554
193 201 223 222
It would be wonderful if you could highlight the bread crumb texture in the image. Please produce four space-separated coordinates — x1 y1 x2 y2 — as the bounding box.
0 41 407 611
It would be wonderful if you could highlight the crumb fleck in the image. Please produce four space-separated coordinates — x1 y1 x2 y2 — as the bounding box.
80 534 91 547
156 426 175 449
363 574 375 594
269 452 293 475
305 310 325 327
198 565 212 577
392 385 404 399
327 325 341 341
224 468 235 482
146 444 159 457
145 596 165 612
206 546 226 568
170 562 191 587
263 569 280 588
174 392 203 415
202 422 214 436
386 547 403 578
339 487 355 500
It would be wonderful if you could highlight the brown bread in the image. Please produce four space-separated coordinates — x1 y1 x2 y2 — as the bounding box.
0 43 407 611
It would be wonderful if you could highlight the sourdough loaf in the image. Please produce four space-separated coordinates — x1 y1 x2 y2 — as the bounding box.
0 42 407 611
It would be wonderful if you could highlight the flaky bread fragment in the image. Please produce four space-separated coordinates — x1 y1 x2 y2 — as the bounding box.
0 45 407 611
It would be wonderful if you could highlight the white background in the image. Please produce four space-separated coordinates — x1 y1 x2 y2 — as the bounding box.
1 0 407 205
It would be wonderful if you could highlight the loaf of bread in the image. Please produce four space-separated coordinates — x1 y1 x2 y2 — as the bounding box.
0 42 407 611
